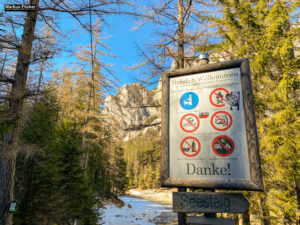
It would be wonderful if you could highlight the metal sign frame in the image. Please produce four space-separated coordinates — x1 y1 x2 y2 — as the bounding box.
161 58 264 191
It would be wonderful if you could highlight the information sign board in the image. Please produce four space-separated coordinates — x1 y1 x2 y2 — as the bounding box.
161 58 263 190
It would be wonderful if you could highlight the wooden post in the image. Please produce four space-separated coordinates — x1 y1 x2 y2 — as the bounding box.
178 187 187 225
203 188 217 219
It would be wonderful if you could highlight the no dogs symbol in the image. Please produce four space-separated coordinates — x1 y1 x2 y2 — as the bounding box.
211 111 233 131
180 137 201 157
180 114 200 133
212 135 235 157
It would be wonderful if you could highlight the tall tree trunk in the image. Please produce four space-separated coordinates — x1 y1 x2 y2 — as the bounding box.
36 60 45 100
177 1 186 225
0 50 8 76
177 0 184 69
295 178 300 211
0 1 39 224
260 193 271 225
242 209 250 225
81 15 96 171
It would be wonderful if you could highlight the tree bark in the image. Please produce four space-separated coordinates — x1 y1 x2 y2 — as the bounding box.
177 0 184 69
0 50 8 76
260 194 271 225
36 59 45 99
0 1 39 224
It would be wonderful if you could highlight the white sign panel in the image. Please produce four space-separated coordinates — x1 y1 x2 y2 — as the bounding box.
169 68 250 181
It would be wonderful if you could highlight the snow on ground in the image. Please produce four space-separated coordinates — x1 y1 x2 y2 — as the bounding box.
100 196 177 225
127 189 174 205
128 190 142 196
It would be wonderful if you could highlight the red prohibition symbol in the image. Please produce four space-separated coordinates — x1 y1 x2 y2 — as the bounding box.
180 113 200 133
180 137 201 157
212 135 235 157
209 88 230 107
210 111 233 131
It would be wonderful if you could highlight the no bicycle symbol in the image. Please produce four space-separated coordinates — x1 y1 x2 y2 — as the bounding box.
211 111 233 131
209 88 229 107
180 137 201 157
212 135 235 157
180 114 200 133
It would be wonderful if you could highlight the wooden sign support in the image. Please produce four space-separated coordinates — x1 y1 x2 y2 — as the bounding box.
178 187 187 225
187 216 235 225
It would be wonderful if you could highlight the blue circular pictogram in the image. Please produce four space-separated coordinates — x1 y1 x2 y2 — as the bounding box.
180 92 199 110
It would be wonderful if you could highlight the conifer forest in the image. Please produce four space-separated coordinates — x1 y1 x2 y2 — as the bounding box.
0 0 299 224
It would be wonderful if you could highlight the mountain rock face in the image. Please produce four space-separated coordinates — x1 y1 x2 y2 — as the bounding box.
103 81 162 141
102 57 207 142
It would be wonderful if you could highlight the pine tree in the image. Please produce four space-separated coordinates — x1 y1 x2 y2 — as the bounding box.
14 94 98 225
202 0 299 223
123 132 161 189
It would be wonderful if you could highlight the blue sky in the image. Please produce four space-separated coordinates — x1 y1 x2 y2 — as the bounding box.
1 1 161 92
53 13 156 89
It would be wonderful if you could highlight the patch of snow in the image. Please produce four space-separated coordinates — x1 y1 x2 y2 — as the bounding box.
100 196 177 225
128 190 142 195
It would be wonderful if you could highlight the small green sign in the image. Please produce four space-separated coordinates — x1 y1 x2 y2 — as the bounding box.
8 201 18 212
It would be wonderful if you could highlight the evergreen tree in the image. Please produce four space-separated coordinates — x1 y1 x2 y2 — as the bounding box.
201 0 299 223
14 94 98 225
123 132 161 189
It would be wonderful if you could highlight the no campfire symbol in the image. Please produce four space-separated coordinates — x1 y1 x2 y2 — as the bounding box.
211 111 233 131
209 88 230 107
212 135 235 157
180 114 200 133
180 137 201 157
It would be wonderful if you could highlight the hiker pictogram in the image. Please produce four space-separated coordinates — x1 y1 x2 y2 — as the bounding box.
212 135 235 157
211 111 233 131
180 114 200 133
180 137 201 157
180 92 199 110
209 88 230 107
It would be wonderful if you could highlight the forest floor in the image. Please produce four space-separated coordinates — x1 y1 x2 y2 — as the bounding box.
126 188 177 205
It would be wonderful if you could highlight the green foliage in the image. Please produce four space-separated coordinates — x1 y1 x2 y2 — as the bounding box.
199 0 300 223
14 95 98 225
52 65 128 199
123 131 161 189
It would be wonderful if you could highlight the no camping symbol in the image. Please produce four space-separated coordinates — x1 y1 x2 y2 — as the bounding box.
211 111 233 131
180 114 200 133
212 135 235 157
180 137 201 157
209 88 229 107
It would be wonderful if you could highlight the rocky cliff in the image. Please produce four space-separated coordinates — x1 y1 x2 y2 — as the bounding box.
102 81 162 142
